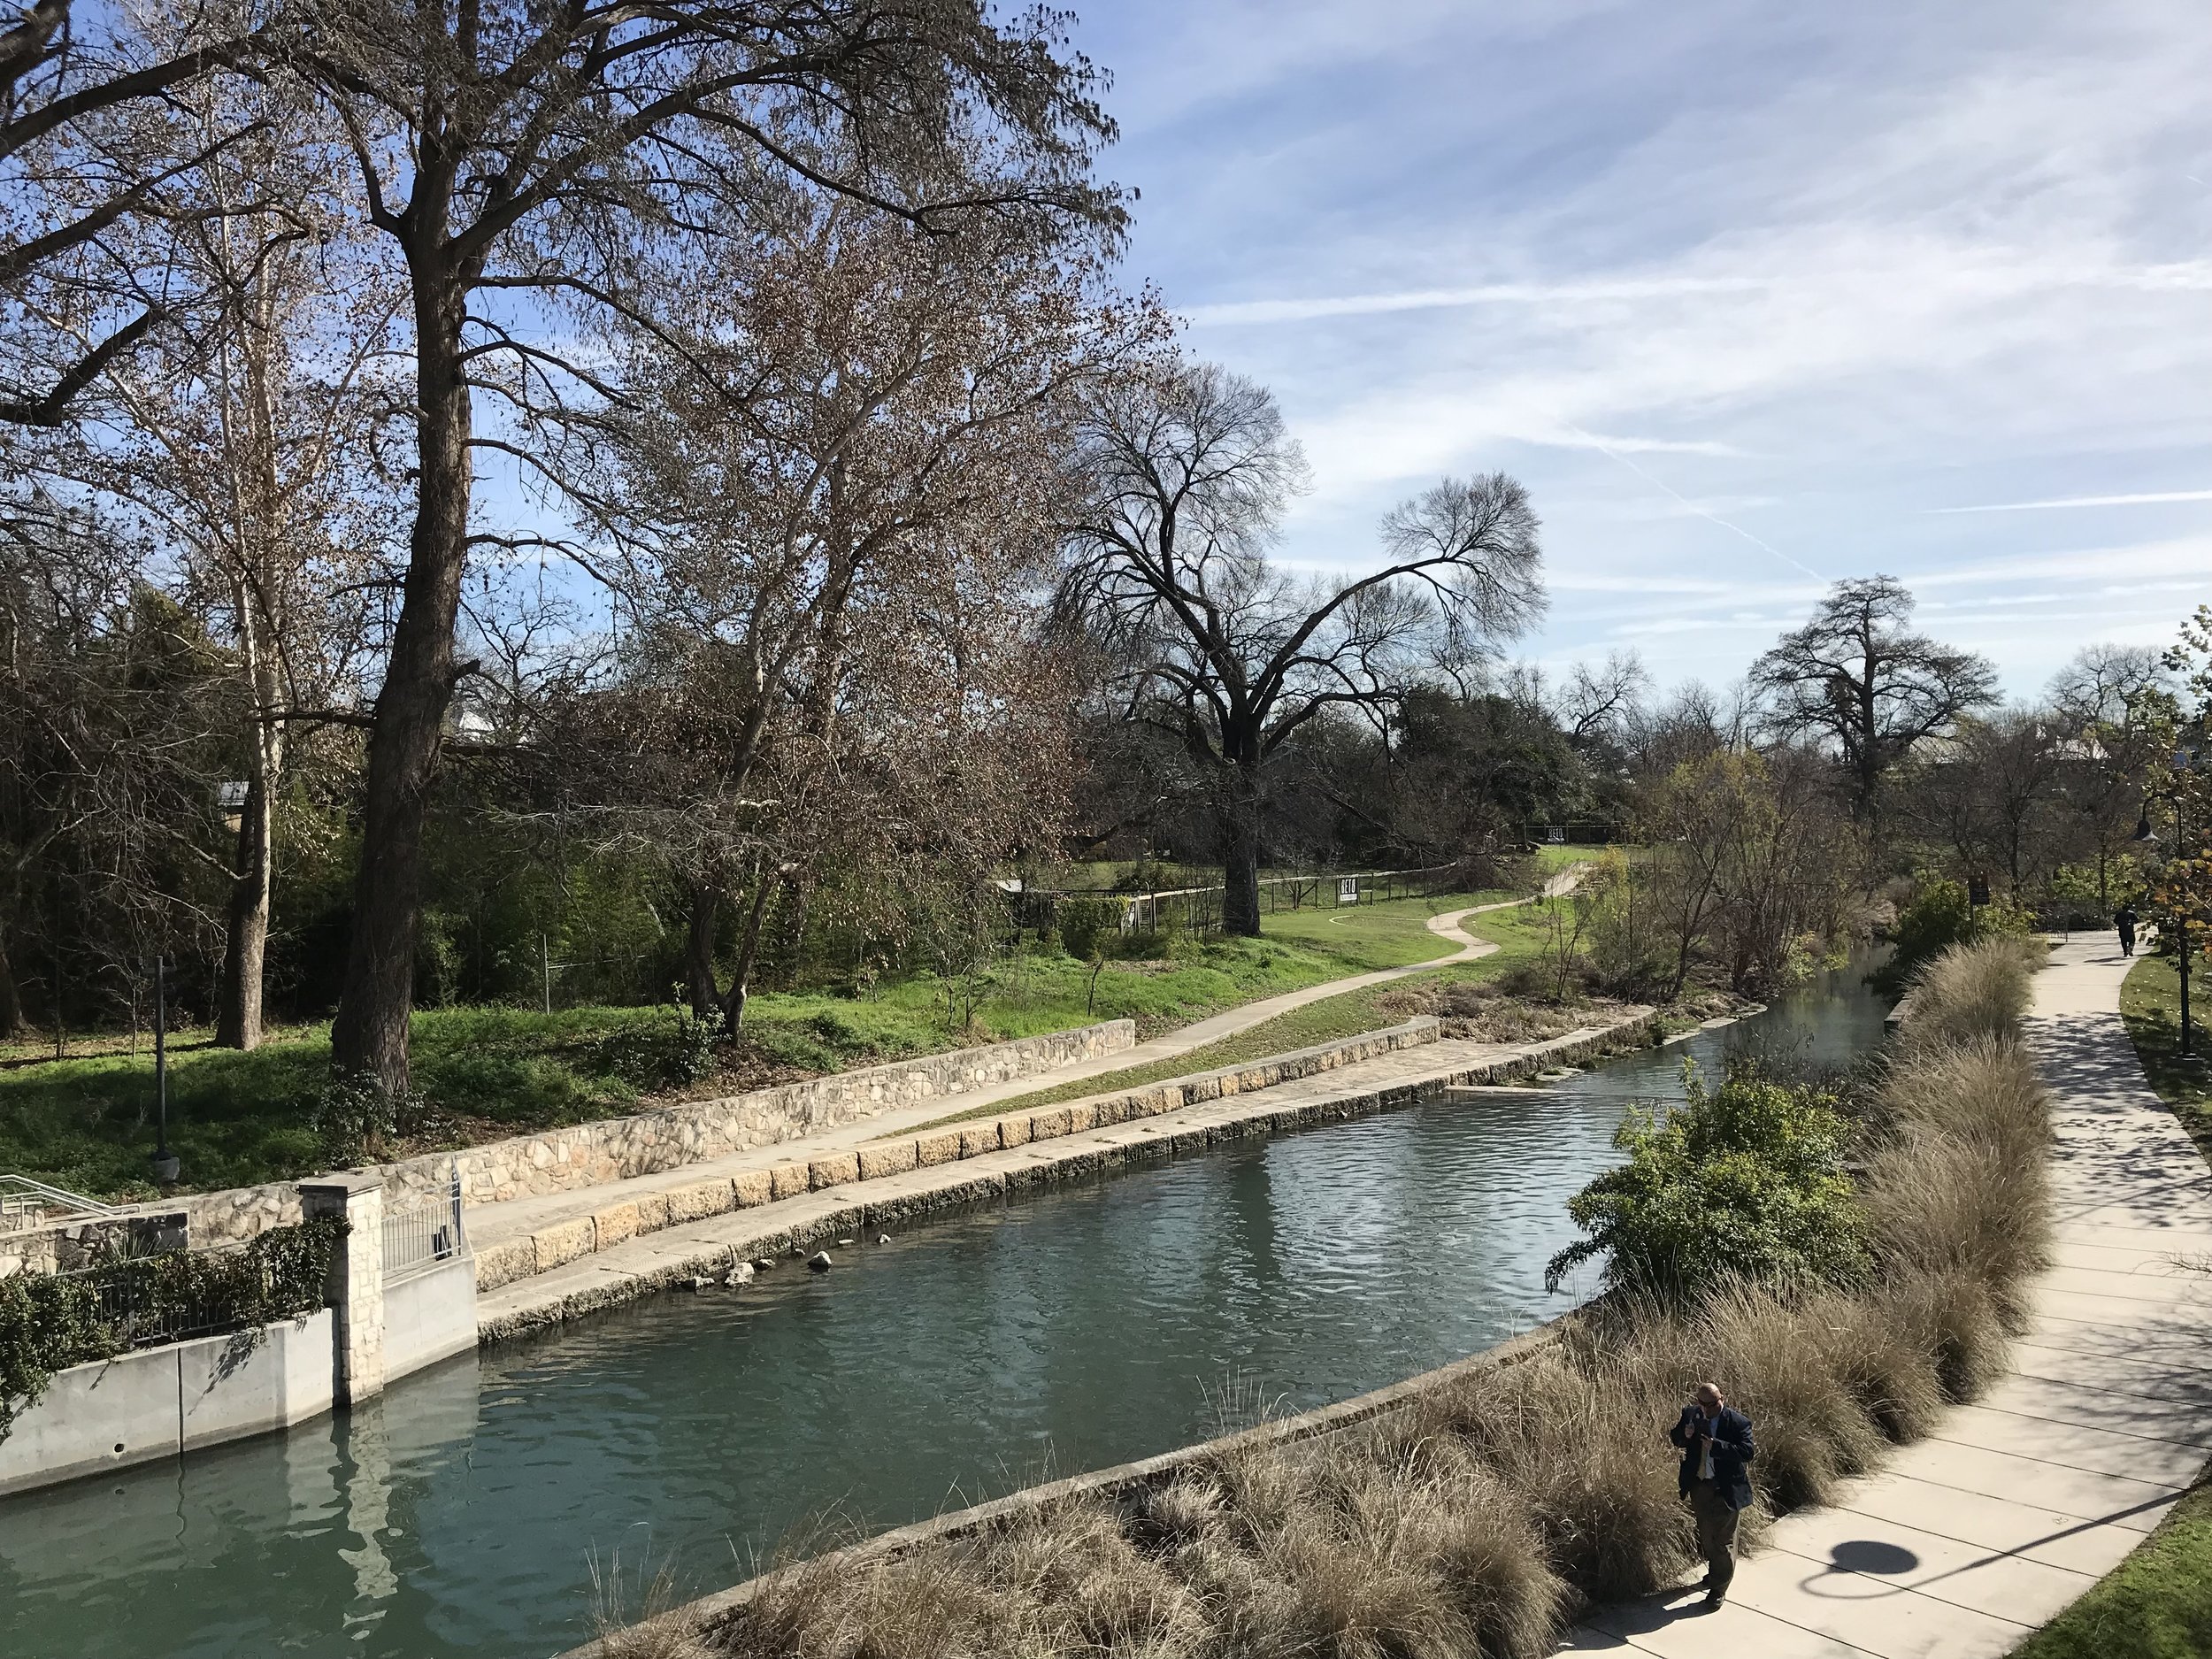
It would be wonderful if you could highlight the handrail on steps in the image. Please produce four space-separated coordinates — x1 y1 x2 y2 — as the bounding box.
0 1173 120 1229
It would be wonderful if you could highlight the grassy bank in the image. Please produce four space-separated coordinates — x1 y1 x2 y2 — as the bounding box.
902 896 1688 1133
2119 953 2212 1158
604 939 2046 1659
0 888 1515 1202
2010 1479 2212 1659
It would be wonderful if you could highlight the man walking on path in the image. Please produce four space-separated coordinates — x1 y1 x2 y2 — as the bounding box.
1669 1381 1756 1609
2116 902 2139 957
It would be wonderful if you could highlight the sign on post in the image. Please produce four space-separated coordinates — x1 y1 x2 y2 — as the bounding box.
1338 877 1359 905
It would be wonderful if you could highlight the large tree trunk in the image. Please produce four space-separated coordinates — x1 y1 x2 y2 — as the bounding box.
330 267 472 1094
216 764 273 1048
718 871 779 1032
0 914 21 1040
1220 762 1263 938
684 883 720 1019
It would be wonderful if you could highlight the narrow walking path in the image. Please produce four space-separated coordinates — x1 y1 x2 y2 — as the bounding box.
1565 936 2212 1659
465 874 1579 1270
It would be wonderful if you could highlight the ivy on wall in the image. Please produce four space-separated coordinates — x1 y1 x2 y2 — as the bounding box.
0 1214 348 1440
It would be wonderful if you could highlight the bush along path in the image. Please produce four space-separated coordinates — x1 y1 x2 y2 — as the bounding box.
580 936 2151 1659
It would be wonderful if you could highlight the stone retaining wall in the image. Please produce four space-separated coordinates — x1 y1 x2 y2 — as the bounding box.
472 1018 1443 1293
481 1012 1662 1340
12 1019 1136 1265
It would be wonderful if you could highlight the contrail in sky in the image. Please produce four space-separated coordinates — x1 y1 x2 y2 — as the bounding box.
1932 490 2212 513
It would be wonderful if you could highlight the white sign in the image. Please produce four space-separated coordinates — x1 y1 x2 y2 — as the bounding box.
216 781 249 809
1338 877 1359 904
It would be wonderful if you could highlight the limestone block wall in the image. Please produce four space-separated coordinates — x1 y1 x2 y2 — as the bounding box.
378 1018 1137 1215
16 1018 1137 1263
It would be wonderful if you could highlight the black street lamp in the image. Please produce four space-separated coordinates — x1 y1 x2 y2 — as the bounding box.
149 954 180 1185
2136 743 2202 1059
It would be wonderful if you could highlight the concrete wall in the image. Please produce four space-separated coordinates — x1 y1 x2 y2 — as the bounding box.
0 1310 334 1495
383 1256 478 1380
20 1019 1138 1261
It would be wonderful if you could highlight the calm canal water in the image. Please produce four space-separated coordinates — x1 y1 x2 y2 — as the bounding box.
0 965 1887 1658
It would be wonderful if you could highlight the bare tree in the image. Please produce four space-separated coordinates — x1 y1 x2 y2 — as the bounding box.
35 83 403 1048
540 183 1118 1028
2047 643 2170 906
1560 649 1651 748
265 1 1125 1094
1 0 269 427
1059 358 1545 934
1749 575 1996 823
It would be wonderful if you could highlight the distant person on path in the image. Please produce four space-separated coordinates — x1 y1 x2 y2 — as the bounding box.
1670 1380 1756 1609
2116 902 2139 957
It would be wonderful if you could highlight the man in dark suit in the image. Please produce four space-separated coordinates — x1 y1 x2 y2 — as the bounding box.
1669 1380 1756 1608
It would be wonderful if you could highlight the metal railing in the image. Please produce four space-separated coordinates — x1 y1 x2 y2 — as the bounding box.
0 1174 119 1233
380 1164 469 1283
1016 864 1468 941
34 1245 272 1350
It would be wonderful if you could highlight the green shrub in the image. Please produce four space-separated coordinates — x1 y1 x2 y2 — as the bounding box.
1055 895 1122 963
1875 878 2034 994
1545 1061 1866 1300
593 1009 722 1091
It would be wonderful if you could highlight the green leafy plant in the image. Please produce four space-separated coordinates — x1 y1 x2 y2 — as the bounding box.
0 1214 347 1441
1874 878 2034 994
1054 895 1120 964
1545 1060 1866 1300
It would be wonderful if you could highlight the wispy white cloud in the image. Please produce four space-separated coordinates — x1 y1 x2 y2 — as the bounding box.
1078 0 2212 694
1181 277 1769 326
1930 489 2212 513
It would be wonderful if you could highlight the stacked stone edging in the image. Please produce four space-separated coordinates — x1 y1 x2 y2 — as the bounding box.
10 1020 1135 1267
480 1010 1661 1339
472 1018 1442 1291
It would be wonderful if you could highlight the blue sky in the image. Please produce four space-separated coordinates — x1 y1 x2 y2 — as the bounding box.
1065 0 2212 699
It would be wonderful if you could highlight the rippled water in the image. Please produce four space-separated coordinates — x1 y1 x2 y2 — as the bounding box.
0 967 1887 1658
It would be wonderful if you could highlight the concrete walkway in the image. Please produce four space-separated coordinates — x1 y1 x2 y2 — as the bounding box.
1566 935 2212 1658
465 879 1573 1264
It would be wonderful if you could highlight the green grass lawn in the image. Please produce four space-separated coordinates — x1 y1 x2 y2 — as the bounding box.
1532 841 1615 872
0 887 1525 1202
908 899 1563 1128
2119 954 2212 1160
2006 954 2212 1659
2008 1479 2212 1659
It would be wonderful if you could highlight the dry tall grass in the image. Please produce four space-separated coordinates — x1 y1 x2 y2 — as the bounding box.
637 939 2049 1659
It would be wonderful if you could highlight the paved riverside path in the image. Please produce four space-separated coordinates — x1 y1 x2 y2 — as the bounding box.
463 880 1574 1268
1565 935 2212 1659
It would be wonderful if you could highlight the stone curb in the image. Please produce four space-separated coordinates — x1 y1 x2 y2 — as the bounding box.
478 1011 1660 1342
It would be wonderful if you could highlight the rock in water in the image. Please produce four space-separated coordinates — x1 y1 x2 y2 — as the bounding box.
835 1237 854 1248
726 1261 756 1286
753 1257 775 1271
807 1250 833 1272
876 1234 892 1246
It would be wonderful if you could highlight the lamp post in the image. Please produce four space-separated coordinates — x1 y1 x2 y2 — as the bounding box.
2136 742 2202 1059
149 953 180 1184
